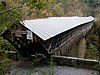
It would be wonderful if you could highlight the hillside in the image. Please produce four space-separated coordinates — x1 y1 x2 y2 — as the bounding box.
0 0 100 74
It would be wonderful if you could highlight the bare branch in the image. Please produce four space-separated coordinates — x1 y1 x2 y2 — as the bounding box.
0 5 22 14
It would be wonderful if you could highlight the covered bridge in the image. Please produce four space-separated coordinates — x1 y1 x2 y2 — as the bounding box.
2 16 94 58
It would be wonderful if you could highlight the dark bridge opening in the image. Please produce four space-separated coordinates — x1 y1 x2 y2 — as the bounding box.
28 42 49 58
16 42 50 58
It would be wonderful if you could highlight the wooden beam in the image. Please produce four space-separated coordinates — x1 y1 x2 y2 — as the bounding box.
51 55 99 70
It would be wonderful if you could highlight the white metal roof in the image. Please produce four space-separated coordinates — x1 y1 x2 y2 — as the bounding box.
21 16 94 41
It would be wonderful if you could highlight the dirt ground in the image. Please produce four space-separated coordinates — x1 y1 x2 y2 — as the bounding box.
9 60 99 75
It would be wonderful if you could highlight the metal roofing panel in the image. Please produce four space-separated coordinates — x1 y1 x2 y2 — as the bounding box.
21 16 94 41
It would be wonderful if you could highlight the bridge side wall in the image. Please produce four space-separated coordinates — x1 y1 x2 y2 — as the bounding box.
78 37 86 58
45 21 94 57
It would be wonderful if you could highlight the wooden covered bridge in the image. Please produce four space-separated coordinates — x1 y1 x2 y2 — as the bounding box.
2 16 94 58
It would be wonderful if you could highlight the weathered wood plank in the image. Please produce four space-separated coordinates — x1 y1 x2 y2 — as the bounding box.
51 55 99 70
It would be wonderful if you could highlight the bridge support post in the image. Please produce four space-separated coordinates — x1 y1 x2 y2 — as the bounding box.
78 37 86 58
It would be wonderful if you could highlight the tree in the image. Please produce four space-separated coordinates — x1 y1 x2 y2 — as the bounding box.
0 0 23 34
0 1 23 74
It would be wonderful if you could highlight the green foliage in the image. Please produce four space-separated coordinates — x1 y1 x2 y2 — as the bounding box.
85 0 100 8
23 0 54 10
0 50 15 75
0 37 15 75
19 0 29 4
85 18 100 60
29 61 55 75
0 37 14 51
31 53 46 59
0 59 12 74
0 0 19 71
93 64 100 72
0 0 23 34
85 44 99 60
28 0 47 9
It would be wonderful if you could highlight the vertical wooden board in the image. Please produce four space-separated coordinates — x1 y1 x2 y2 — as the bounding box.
62 45 65 55
78 37 86 58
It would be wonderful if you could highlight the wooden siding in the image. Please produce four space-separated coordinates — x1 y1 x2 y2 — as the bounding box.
45 21 93 56
2 23 47 58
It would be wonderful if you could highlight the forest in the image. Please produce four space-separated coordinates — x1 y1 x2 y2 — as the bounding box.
0 0 100 74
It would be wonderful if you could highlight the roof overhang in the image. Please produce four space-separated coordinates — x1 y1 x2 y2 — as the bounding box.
20 16 94 41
